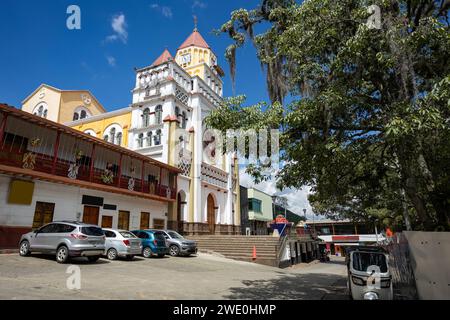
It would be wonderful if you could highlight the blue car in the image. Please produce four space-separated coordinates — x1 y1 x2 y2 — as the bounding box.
131 230 168 258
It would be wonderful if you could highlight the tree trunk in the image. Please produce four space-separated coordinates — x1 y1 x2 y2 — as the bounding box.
429 191 450 231
400 188 413 231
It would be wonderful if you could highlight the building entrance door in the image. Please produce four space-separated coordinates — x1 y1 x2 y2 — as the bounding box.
32 202 55 229
118 211 130 230
83 206 99 225
101 216 113 228
140 212 150 230
207 194 216 235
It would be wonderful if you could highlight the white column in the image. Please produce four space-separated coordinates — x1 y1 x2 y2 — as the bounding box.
192 96 203 223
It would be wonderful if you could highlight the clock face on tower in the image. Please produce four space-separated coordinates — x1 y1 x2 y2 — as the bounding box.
180 54 191 64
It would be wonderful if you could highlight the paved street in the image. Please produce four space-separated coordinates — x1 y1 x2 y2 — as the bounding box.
0 253 348 300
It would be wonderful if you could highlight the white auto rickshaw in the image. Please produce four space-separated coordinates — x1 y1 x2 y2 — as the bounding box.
346 246 394 300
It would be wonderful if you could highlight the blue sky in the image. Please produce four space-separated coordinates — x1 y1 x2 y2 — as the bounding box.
0 0 268 109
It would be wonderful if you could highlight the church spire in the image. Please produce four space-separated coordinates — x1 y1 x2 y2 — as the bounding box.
193 15 198 32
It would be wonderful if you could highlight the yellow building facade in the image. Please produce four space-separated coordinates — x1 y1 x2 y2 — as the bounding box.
22 84 106 124
68 107 132 148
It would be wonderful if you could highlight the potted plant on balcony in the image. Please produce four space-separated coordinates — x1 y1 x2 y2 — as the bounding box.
68 148 83 180
128 165 136 191
22 137 41 170
101 163 114 184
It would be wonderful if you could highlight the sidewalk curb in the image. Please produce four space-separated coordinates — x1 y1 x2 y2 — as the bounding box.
0 249 19 254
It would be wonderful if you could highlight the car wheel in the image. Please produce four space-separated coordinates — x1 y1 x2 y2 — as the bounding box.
87 256 100 263
143 247 153 258
107 248 118 261
169 245 180 257
19 240 31 256
56 246 69 264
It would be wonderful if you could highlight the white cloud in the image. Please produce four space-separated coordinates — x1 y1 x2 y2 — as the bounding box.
239 166 320 221
150 4 173 18
106 55 116 67
105 14 128 44
192 0 207 10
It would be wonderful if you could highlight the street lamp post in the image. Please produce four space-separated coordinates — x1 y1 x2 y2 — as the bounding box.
375 219 379 244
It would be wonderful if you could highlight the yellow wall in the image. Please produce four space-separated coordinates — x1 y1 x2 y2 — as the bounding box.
176 46 216 82
22 86 61 123
70 112 132 148
22 85 106 125
59 91 104 123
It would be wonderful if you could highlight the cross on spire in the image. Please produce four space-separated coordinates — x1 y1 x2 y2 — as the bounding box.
193 15 198 31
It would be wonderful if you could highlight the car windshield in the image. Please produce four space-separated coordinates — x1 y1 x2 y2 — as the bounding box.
154 232 166 241
81 227 104 237
352 252 388 273
120 231 137 238
168 231 184 239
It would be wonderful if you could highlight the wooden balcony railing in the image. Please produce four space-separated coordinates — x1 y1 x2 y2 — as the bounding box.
0 141 176 201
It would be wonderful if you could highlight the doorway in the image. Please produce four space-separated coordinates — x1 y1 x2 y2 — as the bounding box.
101 216 113 228
118 211 130 230
83 206 99 225
207 194 216 235
140 212 150 230
32 202 55 229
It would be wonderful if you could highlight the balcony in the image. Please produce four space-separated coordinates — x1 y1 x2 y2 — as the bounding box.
201 162 228 189
0 104 179 202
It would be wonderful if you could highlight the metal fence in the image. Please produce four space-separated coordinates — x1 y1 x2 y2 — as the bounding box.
383 233 418 300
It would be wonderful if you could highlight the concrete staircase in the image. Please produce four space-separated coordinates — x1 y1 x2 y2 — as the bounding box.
187 235 283 267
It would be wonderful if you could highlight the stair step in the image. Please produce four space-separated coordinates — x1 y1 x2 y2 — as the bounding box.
201 252 276 259
198 249 276 254
192 241 280 244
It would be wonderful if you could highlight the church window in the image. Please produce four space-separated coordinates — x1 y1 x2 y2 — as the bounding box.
73 113 80 121
142 108 150 127
154 129 162 146
181 111 187 129
155 105 163 124
110 128 116 144
147 132 152 147
138 133 144 148
33 103 48 119
116 132 122 146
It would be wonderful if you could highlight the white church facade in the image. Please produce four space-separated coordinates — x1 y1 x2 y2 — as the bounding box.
21 28 241 235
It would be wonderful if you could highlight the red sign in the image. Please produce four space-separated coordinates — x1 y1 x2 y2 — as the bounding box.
332 235 359 242
273 215 289 224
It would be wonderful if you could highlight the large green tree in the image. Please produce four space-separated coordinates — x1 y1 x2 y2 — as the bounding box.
206 0 450 231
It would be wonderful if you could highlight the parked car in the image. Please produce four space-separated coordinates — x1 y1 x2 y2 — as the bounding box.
103 229 142 260
131 230 168 258
148 229 197 257
19 221 105 264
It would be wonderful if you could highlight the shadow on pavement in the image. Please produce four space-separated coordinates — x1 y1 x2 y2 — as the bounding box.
224 273 349 300
322 260 346 266
30 254 110 265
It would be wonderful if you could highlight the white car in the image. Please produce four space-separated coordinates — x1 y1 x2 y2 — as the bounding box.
102 229 142 260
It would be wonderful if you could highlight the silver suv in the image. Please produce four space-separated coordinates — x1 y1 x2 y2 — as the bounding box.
19 221 105 264
149 229 197 257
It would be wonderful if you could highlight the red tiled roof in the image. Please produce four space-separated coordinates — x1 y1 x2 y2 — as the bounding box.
178 30 209 50
151 49 173 66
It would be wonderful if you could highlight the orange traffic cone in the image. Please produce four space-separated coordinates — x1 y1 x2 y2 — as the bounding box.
252 246 257 260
